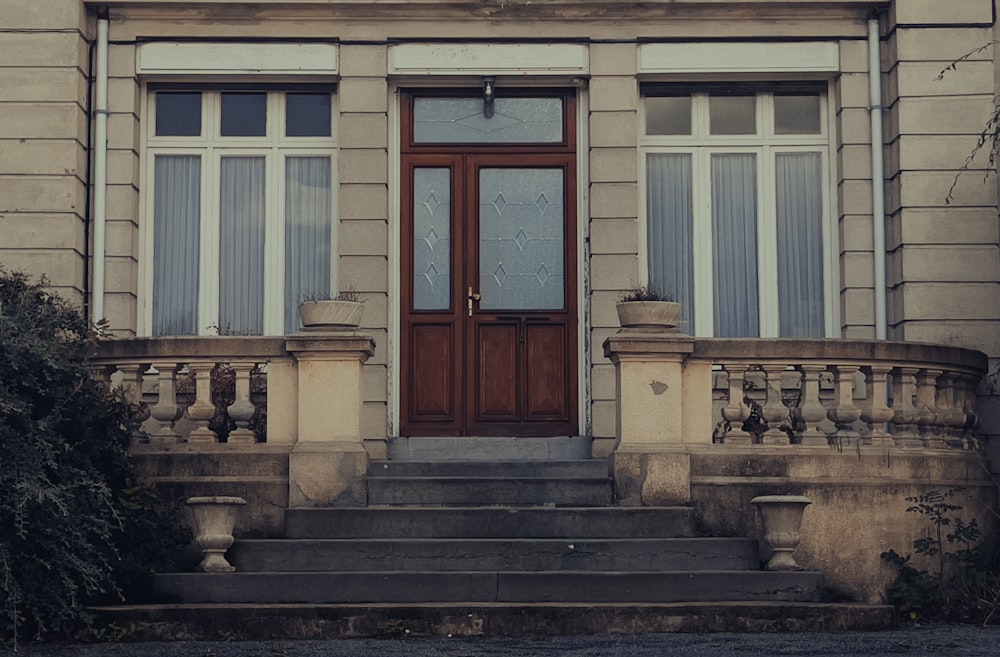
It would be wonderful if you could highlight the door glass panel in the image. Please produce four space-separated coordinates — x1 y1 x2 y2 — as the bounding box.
479 168 564 310
413 168 452 310
152 155 201 335
647 153 694 335
776 152 824 337
285 156 332 334
711 153 759 337
219 156 266 334
414 97 563 143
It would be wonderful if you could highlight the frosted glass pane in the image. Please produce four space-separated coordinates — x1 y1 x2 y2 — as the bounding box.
286 93 331 137
776 153 825 337
155 93 201 137
414 97 563 143
710 96 756 135
153 155 201 335
645 96 692 135
479 168 564 310
712 153 759 337
774 95 822 134
219 157 265 334
413 168 452 311
221 93 266 136
647 154 694 334
285 157 332 334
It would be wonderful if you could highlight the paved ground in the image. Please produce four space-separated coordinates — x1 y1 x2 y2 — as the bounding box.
11 625 1000 657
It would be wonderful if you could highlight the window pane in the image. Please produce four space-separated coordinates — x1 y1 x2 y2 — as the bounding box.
155 92 202 136
774 95 822 134
711 153 759 337
479 168 564 310
221 92 267 136
219 157 265 334
414 97 563 143
285 157 332 334
647 153 694 334
645 96 692 135
710 96 756 135
286 93 331 137
776 153 825 337
153 155 201 335
413 168 452 311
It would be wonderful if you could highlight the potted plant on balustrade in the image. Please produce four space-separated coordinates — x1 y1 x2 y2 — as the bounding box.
298 288 365 330
616 285 682 332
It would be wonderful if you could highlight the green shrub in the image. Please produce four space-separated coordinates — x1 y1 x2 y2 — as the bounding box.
881 488 1000 625
0 270 186 645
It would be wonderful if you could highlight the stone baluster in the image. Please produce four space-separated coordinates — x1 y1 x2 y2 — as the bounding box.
227 362 257 444
186 361 219 443
147 361 183 444
936 373 965 446
117 362 152 441
959 374 981 449
796 364 829 446
827 364 862 445
90 364 117 394
859 365 894 446
891 367 921 447
720 364 751 445
915 369 943 448
760 365 791 445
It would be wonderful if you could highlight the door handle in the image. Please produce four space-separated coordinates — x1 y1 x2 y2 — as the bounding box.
467 287 481 317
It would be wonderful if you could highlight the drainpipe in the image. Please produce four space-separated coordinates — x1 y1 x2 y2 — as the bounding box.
92 14 110 324
868 15 887 340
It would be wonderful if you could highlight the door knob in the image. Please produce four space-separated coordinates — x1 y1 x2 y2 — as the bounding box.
467 287 481 316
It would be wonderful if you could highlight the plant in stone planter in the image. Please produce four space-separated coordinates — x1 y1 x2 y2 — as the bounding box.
298 288 365 330
616 285 682 332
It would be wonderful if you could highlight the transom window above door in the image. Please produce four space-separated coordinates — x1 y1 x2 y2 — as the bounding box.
641 83 835 338
143 88 337 336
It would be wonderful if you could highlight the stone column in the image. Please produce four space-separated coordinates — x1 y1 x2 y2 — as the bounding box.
603 333 707 506
285 331 376 507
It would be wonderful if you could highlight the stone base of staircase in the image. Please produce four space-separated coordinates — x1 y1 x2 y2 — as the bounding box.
91 601 895 639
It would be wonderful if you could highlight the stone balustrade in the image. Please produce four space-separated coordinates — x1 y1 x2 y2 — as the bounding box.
91 337 292 446
603 334 988 452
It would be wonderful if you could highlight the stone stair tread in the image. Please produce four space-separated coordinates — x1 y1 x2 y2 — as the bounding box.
368 460 609 477
91 601 896 638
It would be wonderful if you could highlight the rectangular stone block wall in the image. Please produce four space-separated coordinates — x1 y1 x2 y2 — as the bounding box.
0 0 89 305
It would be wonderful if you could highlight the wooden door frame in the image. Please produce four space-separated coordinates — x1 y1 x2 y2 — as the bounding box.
398 88 579 437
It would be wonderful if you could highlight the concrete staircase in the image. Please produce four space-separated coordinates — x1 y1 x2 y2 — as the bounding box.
103 438 894 637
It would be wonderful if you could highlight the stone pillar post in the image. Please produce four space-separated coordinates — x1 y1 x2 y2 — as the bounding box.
285 331 376 507
603 333 708 506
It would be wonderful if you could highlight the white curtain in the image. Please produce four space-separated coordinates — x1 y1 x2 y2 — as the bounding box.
776 153 825 337
219 157 266 334
284 157 332 334
153 155 201 335
647 153 694 334
711 153 759 337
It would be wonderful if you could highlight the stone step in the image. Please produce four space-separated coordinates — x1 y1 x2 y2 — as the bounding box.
91 602 897 639
229 537 759 572
368 459 609 478
284 507 696 539
387 436 592 461
367 476 612 506
153 570 825 604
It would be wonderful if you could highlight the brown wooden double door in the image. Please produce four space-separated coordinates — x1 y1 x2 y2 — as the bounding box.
400 92 578 436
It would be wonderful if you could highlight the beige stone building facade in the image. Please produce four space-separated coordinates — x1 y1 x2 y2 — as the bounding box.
2 0 1000 602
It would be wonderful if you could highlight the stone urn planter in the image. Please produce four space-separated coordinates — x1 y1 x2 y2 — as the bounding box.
298 299 364 330
616 300 682 332
750 495 812 571
186 496 246 573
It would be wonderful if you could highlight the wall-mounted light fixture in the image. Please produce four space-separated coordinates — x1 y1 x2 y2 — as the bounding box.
483 77 495 118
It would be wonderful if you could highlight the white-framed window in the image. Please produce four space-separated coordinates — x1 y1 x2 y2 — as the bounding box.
142 86 338 336
640 83 836 338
